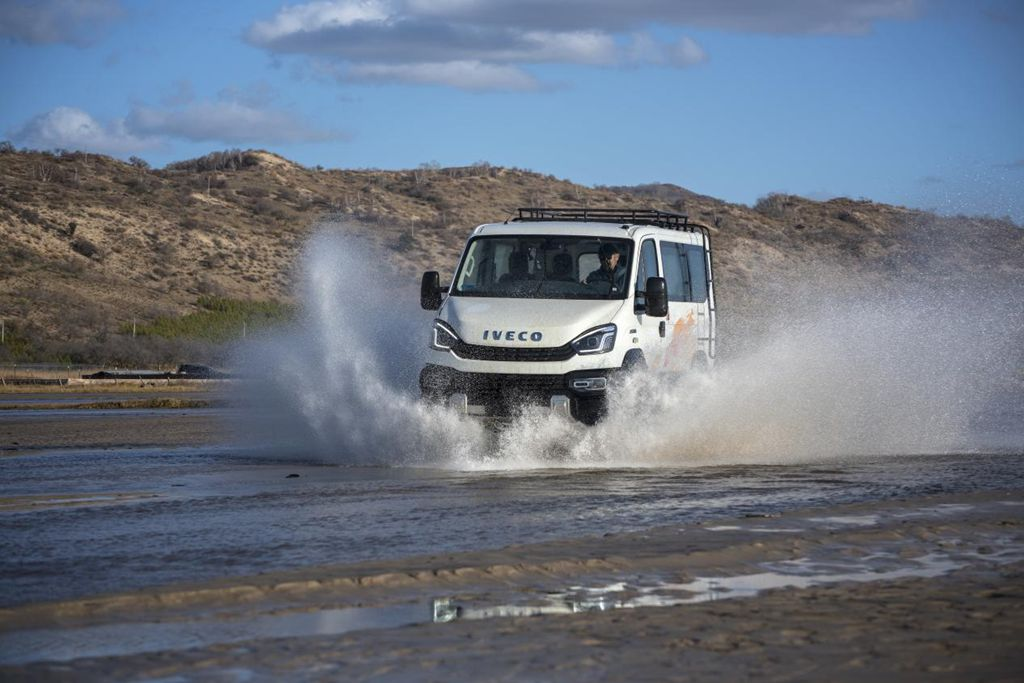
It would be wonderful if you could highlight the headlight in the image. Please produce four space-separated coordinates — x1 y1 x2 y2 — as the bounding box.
571 324 616 355
431 319 460 351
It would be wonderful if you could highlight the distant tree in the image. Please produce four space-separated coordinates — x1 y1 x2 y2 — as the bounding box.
129 156 150 170
33 163 55 183
0 141 14 154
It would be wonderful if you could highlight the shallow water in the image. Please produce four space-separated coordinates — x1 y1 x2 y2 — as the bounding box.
1 441 1022 608
4 515 1022 665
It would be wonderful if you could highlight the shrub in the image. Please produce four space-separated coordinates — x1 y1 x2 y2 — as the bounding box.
167 149 259 173
834 209 859 224
125 297 296 343
71 237 100 259
753 193 795 219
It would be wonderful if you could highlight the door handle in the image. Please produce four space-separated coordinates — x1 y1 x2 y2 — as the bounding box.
659 321 666 338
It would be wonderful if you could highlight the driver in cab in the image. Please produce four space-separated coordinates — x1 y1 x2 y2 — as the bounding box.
585 243 626 293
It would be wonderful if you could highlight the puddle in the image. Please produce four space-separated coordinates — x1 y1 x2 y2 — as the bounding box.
431 549 985 623
807 514 881 527
0 604 426 665
891 503 976 519
709 503 991 534
704 525 805 533
6 538 1020 665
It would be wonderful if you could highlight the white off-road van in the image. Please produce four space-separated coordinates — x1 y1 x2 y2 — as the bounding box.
420 208 716 423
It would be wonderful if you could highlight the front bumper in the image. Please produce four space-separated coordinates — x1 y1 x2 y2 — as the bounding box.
419 364 616 424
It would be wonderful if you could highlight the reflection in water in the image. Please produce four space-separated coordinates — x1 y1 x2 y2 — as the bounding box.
432 541 1024 624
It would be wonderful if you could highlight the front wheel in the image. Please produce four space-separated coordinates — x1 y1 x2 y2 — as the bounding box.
419 365 449 402
622 349 647 373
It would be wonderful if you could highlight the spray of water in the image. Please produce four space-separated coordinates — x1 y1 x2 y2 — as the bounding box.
235 226 1021 470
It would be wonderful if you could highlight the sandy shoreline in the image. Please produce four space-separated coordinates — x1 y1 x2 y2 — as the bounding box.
0 388 230 453
0 410 227 453
2 489 1021 681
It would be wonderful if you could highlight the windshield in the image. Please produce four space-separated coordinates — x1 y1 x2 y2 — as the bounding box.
452 236 633 300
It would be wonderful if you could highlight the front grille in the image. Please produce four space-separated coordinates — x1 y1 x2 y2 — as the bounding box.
420 365 614 419
455 372 565 411
451 341 575 362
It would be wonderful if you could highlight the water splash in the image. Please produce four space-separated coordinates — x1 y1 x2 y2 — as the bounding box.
235 231 487 467
235 226 1020 469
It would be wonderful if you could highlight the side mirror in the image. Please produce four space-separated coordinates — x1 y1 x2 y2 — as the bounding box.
421 271 443 310
645 277 668 317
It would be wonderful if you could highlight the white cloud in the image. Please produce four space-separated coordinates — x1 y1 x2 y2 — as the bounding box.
513 30 617 65
0 0 123 46
625 33 707 67
347 60 538 90
246 0 916 91
670 36 708 67
245 1 726 90
402 0 918 34
9 98 342 156
248 0 391 43
126 101 338 144
9 107 157 154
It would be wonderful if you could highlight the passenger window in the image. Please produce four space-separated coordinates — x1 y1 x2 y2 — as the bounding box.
493 243 513 280
635 240 658 305
660 242 692 302
684 245 708 303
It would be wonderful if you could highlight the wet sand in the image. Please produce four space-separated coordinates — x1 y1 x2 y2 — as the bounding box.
1 397 1021 680
1 490 1020 681
0 409 227 453
0 387 229 453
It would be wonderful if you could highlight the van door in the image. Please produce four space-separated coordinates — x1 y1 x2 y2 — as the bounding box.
632 238 668 368
683 243 713 366
658 240 701 371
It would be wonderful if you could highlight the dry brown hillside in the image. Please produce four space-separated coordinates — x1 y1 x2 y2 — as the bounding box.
1 146 1021 364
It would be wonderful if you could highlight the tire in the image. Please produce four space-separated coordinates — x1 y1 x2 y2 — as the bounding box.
622 349 647 373
419 365 448 402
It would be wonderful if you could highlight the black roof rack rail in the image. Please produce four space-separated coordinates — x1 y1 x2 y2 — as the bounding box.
514 207 703 232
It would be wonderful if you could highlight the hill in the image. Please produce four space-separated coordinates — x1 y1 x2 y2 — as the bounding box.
0 146 1021 365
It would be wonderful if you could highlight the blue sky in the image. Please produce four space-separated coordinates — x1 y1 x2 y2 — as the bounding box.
1 0 1021 221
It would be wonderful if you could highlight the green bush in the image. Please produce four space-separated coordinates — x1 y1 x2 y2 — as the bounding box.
123 296 295 343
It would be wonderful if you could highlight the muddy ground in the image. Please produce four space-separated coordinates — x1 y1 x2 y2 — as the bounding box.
1 490 1021 682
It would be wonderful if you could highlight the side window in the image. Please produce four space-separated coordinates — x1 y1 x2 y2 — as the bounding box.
684 245 708 303
578 253 599 280
456 240 483 291
660 242 692 302
635 239 658 303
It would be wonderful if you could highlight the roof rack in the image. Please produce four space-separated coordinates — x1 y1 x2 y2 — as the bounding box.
514 207 699 232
